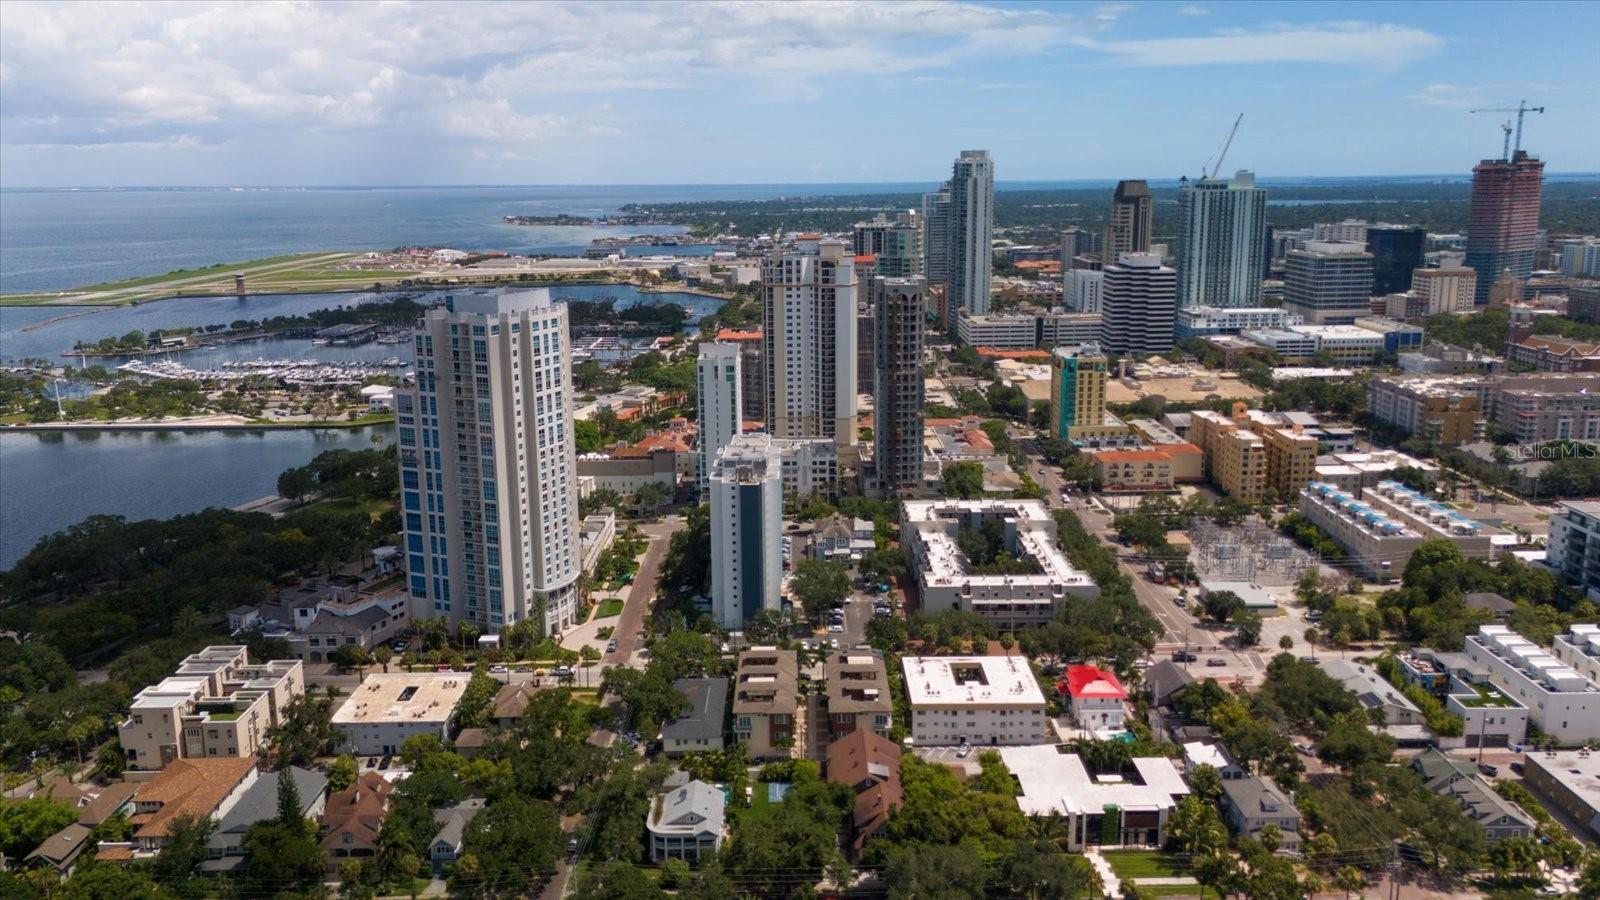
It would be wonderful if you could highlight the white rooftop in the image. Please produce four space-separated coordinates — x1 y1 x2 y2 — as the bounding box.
332 673 471 725
901 656 1047 708
1003 745 1190 816
903 499 1093 593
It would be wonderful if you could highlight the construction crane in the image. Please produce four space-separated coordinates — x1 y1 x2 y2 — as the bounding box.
1469 99 1544 160
1203 113 1244 179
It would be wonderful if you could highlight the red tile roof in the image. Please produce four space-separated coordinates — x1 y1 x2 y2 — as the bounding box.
854 254 877 265
1062 665 1127 700
715 328 763 343
976 347 1052 360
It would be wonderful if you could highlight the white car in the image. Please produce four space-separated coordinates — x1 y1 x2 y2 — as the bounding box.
828 623 843 633
489 665 508 674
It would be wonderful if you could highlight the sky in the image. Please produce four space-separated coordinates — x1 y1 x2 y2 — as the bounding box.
1 0 1597 187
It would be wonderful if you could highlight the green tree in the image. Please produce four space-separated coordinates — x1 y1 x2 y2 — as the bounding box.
328 755 359 793
57 865 170 900
240 818 325 896
276 768 305 825
941 461 986 499
0 796 77 861
571 859 667 899
450 795 565 895
151 812 214 885
1201 590 1244 624
789 559 851 623
1188 763 1223 803
1315 709 1397 771
883 840 987 900
1233 608 1263 646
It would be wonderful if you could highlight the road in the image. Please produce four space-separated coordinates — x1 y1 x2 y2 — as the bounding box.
603 518 682 667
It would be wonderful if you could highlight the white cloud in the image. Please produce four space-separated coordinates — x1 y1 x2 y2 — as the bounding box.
1178 5 1210 15
1406 83 1494 109
1096 21 1443 70
1095 4 1133 23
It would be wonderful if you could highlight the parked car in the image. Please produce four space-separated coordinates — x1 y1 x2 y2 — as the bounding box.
1206 658 1226 667
567 838 579 858
1479 763 1500 777
1295 742 1315 756
828 624 843 633
1510 762 1525 775
489 665 508 674
1174 595 1187 607
1171 651 1198 662
956 744 973 759
606 639 618 653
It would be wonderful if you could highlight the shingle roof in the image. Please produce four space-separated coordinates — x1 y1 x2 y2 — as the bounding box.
648 779 725 836
662 678 728 743
132 757 259 841
1221 775 1299 821
431 799 487 850
210 768 327 843
1144 661 1194 705
492 682 542 721
25 823 92 868
320 771 392 854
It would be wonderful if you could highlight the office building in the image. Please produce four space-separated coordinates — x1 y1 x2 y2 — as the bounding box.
946 150 995 315
1064 268 1104 313
873 276 926 497
1099 252 1178 356
1048 343 1109 441
708 435 783 630
1366 225 1427 294
1299 482 1425 581
696 342 742 500
1398 342 1503 375
1412 267 1478 314
1366 375 1485 446
733 648 800 760
1465 151 1545 303
1283 240 1375 325
119 646 304 771
332 673 470 755
823 650 894 741
901 499 1098 629
1004 745 1190 850
1174 306 1302 341
922 187 951 286
1464 625 1600 746
1314 219 1370 243
1176 170 1268 308
398 288 581 634
852 211 923 278
902 655 1049 747
1059 227 1101 271
1103 179 1153 266
761 236 858 446
1548 501 1600 599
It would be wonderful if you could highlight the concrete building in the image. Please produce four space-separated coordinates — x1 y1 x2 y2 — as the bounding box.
1239 327 1317 360
947 150 995 316
1176 170 1268 309
1413 267 1479 314
1490 373 1600 442
1366 375 1485 446
733 648 800 760
1559 238 1600 278
1299 482 1425 581
398 288 580 634
647 780 725 862
1362 480 1496 560
1464 625 1600 746
1090 448 1175 493
1367 225 1427 295
1522 750 1600 840
1064 268 1104 313
1312 449 1439 496
1100 253 1178 356
1104 179 1153 267
1281 324 1387 364
762 236 857 446
1219 776 1302 853
1395 649 1528 748
696 342 743 501
1255 421 1319 499
1174 306 1302 341
331 673 470 756
1398 343 1503 375
1283 241 1376 325
708 434 783 631
874 276 926 497
901 499 1098 629
119 647 304 772
1465 151 1545 303
714 328 767 421
955 310 1103 348
662 677 728 757
823 650 894 741
1003 745 1190 850
852 211 923 278
1549 501 1600 599
576 446 679 495
1314 218 1370 243
1189 409 1267 503
1502 336 1600 374
1351 317 1425 355
902 655 1049 747
921 187 951 288
1047 343 1109 442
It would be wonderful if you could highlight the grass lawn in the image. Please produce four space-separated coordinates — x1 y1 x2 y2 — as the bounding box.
1131 886 1217 899
730 780 779 824
595 598 625 618
1103 850 1194 880
572 603 593 625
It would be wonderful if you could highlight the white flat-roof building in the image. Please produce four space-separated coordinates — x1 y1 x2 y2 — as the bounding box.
1299 482 1424 581
1002 745 1190 850
332 673 471 755
1362 480 1497 560
1464 625 1600 746
1175 306 1303 340
1312 450 1439 497
1523 750 1600 840
901 656 1048 747
901 499 1098 629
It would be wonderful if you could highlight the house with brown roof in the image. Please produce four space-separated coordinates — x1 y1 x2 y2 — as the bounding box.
733 648 799 761
825 730 903 852
322 771 394 872
492 682 544 728
823 650 893 742
102 757 258 860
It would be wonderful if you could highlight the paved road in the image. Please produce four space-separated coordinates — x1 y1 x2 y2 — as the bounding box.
604 518 683 667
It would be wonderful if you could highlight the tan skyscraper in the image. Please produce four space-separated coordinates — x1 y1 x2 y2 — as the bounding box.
1103 179 1152 267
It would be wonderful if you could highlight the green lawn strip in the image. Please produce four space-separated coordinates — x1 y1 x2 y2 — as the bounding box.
595 598 625 618
1103 850 1195 880
1129 885 1216 899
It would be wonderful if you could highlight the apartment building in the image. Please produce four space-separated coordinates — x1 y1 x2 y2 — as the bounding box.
1189 409 1267 503
1463 625 1600 746
1489 373 1600 443
1523 751 1600 840
1313 449 1440 496
1174 305 1302 341
119 647 304 772
902 499 1098 630
696 342 743 501
1048 343 1109 442
1548 501 1600 598
733 648 800 760
1299 482 1425 581
116 758 260 857
902 655 1049 747
1362 480 1496 561
1396 648 1529 748
1176 170 1268 309
708 434 783 631
1090 448 1175 493
1247 416 1319 498
954 310 1103 349
946 150 995 316
1124 419 1206 482
822 650 893 741
331 673 470 755
1412 267 1478 314
873 276 926 497
1366 375 1485 446
762 236 858 446
1503 336 1600 373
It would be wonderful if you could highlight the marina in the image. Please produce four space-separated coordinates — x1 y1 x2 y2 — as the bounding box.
117 356 407 384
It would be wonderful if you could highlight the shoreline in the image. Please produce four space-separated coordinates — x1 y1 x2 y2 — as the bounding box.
3 415 395 434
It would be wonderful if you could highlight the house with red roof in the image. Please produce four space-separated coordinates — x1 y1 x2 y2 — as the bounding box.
1060 665 1129 733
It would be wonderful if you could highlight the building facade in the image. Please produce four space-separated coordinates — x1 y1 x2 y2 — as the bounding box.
1465 151 1545 303
762 237 858 446
709 434 783 630
1174 306 1302 341
1548 501 1600 599
1366 225 1426 295
946 150 995 316
1283 241 1375 325
1048 343 1109 441
119 647 304 771
1064 268 1104 313
1176 170 1268 308
398 289 580 634
902 655 1049 747
1099 253 1178 356
1300 482 1425 581
1103 179 1153 267
696 342 742 501
733 648 799 760
1464 625 1600 746
332 673 469 755
921 187 951 287
1189 409 1267 503
873 276 926 497
1413 267 1478 315
853 211 923 278
1366 375 1485 446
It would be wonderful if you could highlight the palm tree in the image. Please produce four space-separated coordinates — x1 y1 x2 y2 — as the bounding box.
373 646 392 673
1304 627 1321 660
1278 635 1294 652
1334 866 1364 898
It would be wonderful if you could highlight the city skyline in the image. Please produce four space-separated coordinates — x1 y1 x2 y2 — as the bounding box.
1 1 1596 188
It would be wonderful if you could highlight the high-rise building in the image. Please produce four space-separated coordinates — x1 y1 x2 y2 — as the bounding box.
1064 268 1104 313
696 342 742 501
853 211 923 278
921 187 951 286
1282 241 1375 325
1465 151 1545 304
762 237 858 447
1048 343 1108 441
873 276 926 496
1099 252 1177 356
1176 170 1268 308
1060 226 1101 271
709 435 783 630
946 150 994 316
1103 179 1153 267
1366 225 1426 295
1558 238 1600 278
1412 267 1478 315
398 288 580 634
1313 219 1370 243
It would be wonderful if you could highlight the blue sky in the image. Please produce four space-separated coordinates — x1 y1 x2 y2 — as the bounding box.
1 0 1595 186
